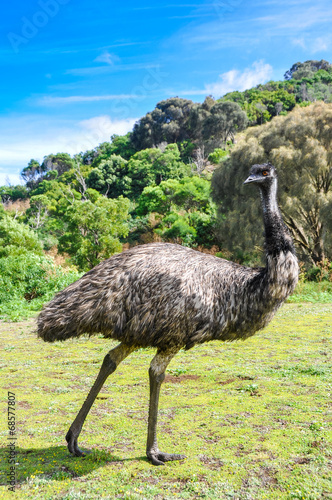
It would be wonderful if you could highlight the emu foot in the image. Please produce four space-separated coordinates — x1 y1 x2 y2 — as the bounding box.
147 450 186 466
66 429 87 457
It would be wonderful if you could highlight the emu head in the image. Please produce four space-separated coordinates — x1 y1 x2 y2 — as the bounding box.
244 162 277 186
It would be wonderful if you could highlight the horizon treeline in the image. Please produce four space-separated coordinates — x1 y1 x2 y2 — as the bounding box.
1 59 332 284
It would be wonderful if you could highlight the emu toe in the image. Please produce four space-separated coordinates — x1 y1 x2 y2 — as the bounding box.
147 451 186 466
66 429 86 457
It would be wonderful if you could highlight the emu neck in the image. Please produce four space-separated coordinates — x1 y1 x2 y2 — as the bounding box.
254 178 299 306
259 179 294 258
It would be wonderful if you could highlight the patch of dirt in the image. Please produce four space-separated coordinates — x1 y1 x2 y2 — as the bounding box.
3 199 30 213
201 432 220 444
294 457 311 464
258 466 279 487
218 378 236 385
60 465 78 478
199 454 224 469
253 424 271 434
235 444 251 457
52 431 65 437
165 374 200 383
45 246 71 267
42 385 56 393
274 418 288 427
19 401 32 409
141 475 160 485
311 440 324 449
49 371 66 377
242 478 251 488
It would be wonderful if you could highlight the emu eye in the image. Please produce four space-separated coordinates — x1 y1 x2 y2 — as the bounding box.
262 170 269 176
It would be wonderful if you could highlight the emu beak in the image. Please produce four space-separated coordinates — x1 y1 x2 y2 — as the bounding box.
244 175 256 184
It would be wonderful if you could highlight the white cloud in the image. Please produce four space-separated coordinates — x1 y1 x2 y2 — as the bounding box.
94 51 120 65
65 116 137 155
292 37 306 49
39 94 140 105
66 63 159 76
206 61 273 96
169 2 332 51
181 60 273 98
310 36 330 53
292 35 330 53
0 115 138 180
0 172 22 186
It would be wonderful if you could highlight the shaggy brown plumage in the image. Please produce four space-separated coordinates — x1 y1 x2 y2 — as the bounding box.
37 163 299 466
38 242 296 348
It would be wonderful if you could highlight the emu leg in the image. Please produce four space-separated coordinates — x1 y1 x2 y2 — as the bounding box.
146 348 186 466
66 343 135 457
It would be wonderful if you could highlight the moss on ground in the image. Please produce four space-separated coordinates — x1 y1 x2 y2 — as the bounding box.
0 303 331 499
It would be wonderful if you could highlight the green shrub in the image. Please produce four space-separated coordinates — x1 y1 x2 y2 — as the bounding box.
0 253 81 321
208 148 228 164
155 214 197 247
305 260 332 282
0 214 43 257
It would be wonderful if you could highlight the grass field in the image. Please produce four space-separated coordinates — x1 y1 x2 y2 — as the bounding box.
0 303 331 499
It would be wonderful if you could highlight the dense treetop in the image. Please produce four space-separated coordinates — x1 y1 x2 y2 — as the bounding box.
211 102 332 265
1 60 332 274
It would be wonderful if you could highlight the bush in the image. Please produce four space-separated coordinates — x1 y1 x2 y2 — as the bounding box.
0 253 81 321
155 213 197 247
208 148 228 164
0 214 43 258
305 260 332 282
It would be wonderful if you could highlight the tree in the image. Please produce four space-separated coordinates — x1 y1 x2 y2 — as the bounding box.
58 196 130 270
21 159 43 189
108 134 136 160
126 144 190 200
203 101 248 149
137 177 213 216
41 153 76 177
0 185 28 203
80 134 135 165
131 98 197 150
211 102 332 265
190 147 205 175
220 87 296 125
26 194 53 230
87 155 131 198
137 176 217 247
0 212 43 258
284 60 332 80
208 148 228 164
20 154 76 190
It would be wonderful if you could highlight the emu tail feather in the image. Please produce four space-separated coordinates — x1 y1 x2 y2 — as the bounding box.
37 315 84 343
37 280 108 343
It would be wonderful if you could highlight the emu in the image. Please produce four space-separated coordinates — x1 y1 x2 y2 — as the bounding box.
38 163 298 466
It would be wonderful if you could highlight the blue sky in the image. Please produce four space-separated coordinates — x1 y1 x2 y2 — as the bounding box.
1 0 331 184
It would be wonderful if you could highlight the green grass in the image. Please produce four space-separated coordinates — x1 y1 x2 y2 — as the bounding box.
288 281 332 304
0 303 331 499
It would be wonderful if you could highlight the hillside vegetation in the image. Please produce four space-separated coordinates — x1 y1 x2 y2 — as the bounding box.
1 60 332 319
